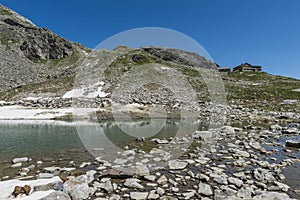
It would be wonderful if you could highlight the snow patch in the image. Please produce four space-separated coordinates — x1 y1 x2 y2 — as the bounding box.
0 106 94 120
292 88 300 92
63 81 107 98
160 66 170 70
0 176 61 200
25 97 42 101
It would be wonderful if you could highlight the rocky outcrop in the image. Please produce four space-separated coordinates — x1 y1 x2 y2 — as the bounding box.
0 4 74 61
20 28 73 61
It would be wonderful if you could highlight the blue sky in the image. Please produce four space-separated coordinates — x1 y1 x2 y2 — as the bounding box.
1 0 300 79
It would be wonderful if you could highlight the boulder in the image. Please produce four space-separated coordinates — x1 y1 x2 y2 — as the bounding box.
168 160 188 170
63 175 89 200
198 182 213 196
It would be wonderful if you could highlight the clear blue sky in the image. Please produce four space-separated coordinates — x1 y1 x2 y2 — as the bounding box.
1 0 300 79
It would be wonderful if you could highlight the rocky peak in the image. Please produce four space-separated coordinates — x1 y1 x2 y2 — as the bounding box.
0 4 74 61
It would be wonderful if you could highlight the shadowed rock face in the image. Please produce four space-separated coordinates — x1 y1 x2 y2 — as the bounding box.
142 47 217 69
0 5 74 61
19 28 73 60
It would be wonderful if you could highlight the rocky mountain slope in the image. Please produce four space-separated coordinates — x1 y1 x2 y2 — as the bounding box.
0 4 87 96
0 4 299 114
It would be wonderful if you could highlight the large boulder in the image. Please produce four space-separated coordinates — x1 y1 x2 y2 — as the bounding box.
63 175 89 200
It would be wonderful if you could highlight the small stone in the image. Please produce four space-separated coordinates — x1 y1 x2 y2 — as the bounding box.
168 160 188 170
37 173 54 179
130 192 149 200
228 177 243 188
156 187 165 195
237 187 253 199
148 193 160 199
12 157 29 164
11 163 22 168
37 161 43 165
44 167 61 174
157 175 168 184
195 157 210 165
95 180 113 192
86 170 97 184
79 162 91 168
170 187 179 192
213 175 228 185
109 194 121 200
124 178 143 189
198 182 213 196
182 190 196 198
113 158 128 165
144 175 156 182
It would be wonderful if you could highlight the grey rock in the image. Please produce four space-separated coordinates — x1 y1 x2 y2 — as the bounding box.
63 175 89 200
237 187 253 199
168 160 188 170
228 177 243 188
148 193 160 199
12 157 29 164
95 180 113 192
195 157 210 165
274 181 290 192
34 181 63 192
135 165 150 176
109 195 121 200
130 192 149 200
182 190 196 198
152 138 169 144
198 182 213 196
39 191 71 200
213 175 228 185
86 170 97 184
253 168 275 183
157 175 168 184
44 167 61 174
144 175 156 182
11 163 22 168
156 187 165 195
37 173 54 179
124 178 143 189
192 131 213 141
220 185 237 196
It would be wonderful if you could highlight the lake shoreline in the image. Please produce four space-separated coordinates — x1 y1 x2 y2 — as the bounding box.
0 121 299 200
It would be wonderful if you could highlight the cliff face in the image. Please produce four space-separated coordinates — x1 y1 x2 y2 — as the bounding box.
0 4 74 61
0 4 86 94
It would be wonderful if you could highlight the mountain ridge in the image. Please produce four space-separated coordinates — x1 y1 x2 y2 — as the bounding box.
0 4 299 113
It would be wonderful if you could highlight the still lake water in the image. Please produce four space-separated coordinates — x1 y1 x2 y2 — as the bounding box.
0 120 204 177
